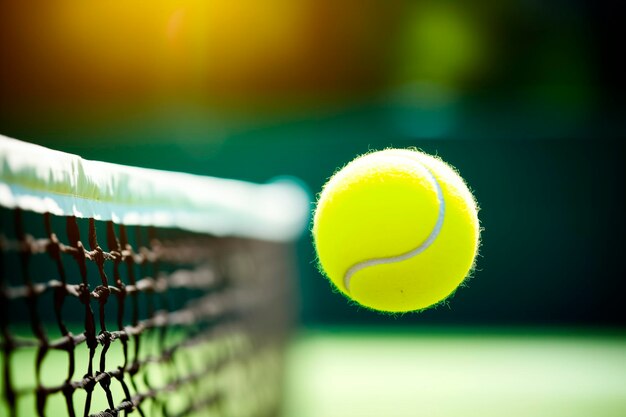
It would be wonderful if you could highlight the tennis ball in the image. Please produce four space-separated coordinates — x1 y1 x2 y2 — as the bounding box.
312 149 480 313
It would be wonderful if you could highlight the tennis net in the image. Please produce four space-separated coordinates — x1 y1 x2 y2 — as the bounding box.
0 136 309 417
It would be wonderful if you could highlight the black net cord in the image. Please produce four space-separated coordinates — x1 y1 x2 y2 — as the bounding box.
118 224 142 405
1 208 292 417
44 213 70 338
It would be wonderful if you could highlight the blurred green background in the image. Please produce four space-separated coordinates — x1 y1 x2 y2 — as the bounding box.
1 0 625 415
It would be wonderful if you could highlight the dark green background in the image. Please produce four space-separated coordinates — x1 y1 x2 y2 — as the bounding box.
3 105 624 327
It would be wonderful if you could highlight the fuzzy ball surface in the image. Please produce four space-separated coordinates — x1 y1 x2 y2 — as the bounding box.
312 149 480 313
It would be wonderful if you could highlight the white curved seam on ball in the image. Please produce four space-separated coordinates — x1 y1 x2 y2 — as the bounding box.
343 164 446 293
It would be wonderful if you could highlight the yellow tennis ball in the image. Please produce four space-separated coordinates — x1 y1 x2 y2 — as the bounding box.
312 149 480 313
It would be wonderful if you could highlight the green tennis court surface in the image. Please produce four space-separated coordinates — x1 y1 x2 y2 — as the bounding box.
4 327 625 417
283 328 626 417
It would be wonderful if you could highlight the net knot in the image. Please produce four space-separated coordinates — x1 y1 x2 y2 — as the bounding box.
96 371 112 390
55 333 75 351
46 234 61 259
98 330 112 346
53 282 68 303
92 408 119 417
116 399 134 413
61 381 75 397
93 247 106 266
93 285 110 303
83 374 97 393
118 331 129 344
109 249 122 263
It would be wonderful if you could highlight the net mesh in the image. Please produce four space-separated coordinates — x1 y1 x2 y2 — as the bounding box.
0 207 293 417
